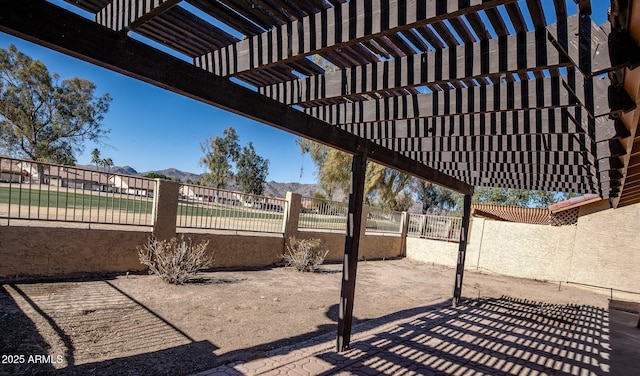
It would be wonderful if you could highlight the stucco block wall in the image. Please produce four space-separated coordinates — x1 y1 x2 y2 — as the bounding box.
0 227 148 276
406 202 640 293
471 220 576 281
0 226 403 277
187 233 285 268
296 231 402 262
570 202 640 292
405 237 459 267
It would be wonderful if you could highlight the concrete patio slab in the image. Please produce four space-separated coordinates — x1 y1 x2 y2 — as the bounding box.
195 296 640 375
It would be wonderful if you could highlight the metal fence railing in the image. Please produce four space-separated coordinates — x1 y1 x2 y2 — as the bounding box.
366 207 403 233
177 184 287 233
0 156 155 226
407 214 462 241
298 196 348 231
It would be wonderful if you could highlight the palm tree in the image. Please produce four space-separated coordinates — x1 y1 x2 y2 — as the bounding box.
102 157 113 173
91 148 101 170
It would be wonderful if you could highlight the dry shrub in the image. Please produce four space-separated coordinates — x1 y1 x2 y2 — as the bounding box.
138 235 212 284
283 237 329 272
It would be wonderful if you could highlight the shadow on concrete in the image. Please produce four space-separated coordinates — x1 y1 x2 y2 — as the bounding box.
302 296 612 376
609 300 640 376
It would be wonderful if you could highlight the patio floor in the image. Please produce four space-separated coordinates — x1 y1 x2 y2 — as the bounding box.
196 296 639 376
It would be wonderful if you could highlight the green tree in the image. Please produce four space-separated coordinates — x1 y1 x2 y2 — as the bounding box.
297 137 412 210
469 187 575 208
91 148 101 170
199 127 240 189
144 172 172 180
236 142 269 195
0 45 111 167
101 157 113 173
367 166 413 210
415 180 461 215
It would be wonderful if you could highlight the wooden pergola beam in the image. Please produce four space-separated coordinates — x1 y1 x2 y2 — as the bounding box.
260 27 569 105
337 108 583 139
336 151 367 352
375 134 591 154
196 0 519 76
429 161 589 175
96 0 182 31
0 0 473 195
443 170 595 185
410 150 596 168
305 78 575 125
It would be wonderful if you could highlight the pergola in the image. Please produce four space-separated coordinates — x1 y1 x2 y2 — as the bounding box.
2 0 639 352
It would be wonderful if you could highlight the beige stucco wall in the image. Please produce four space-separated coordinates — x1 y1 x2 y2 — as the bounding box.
187 232 285 268
406 202 640 293
0 226 403 277
405 237 460 267
569 201 640 292
296 230 403 262
0 226 149 276
469 219 576 281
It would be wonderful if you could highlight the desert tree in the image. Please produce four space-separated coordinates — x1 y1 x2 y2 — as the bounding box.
235 142 269 196
297 137 412 210
0 44 111 176
199 126 240 189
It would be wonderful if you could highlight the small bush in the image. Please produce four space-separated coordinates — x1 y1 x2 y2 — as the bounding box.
138 235 212 284
283 237 329 272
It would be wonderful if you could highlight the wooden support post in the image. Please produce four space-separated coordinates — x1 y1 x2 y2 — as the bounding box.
337 152 367 352
452 193 473 307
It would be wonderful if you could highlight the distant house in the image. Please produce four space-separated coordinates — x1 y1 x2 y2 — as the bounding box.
179 185 241 205
48 166 112 191
0 159 28 183
110 175 155 197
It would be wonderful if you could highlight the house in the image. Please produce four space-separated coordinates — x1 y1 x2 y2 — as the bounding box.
0 158 28 183
110 175 155 197
179 185 241 205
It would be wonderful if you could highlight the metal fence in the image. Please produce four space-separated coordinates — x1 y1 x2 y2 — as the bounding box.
0 156 154 226
298 196 348 231
366 207 403 233
177 184 286 233
407 213 462 241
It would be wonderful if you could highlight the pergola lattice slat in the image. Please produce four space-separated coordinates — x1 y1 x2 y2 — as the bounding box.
196 0 519 76
260 27 568 105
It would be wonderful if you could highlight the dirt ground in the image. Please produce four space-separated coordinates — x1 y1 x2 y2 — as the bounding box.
0 258 611 376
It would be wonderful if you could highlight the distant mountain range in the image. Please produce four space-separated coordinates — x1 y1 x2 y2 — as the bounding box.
87 165 321 198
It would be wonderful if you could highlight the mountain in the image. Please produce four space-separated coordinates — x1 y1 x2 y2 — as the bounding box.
142 168 320 198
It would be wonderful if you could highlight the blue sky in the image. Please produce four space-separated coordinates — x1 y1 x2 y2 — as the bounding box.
0 30 317 183
0 1 610 184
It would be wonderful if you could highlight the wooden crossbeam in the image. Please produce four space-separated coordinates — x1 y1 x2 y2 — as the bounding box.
197 0 519 76
468 180 595 193
96 0 181 31
428 161 588 176
338 109 584 140
408 150 595 167
442 170 595 185
546 13 613 76
375 133 590 154
260 27 568 105
0 0 473 195
306 79 573 125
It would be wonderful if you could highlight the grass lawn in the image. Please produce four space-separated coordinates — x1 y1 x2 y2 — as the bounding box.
0 186 153 213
